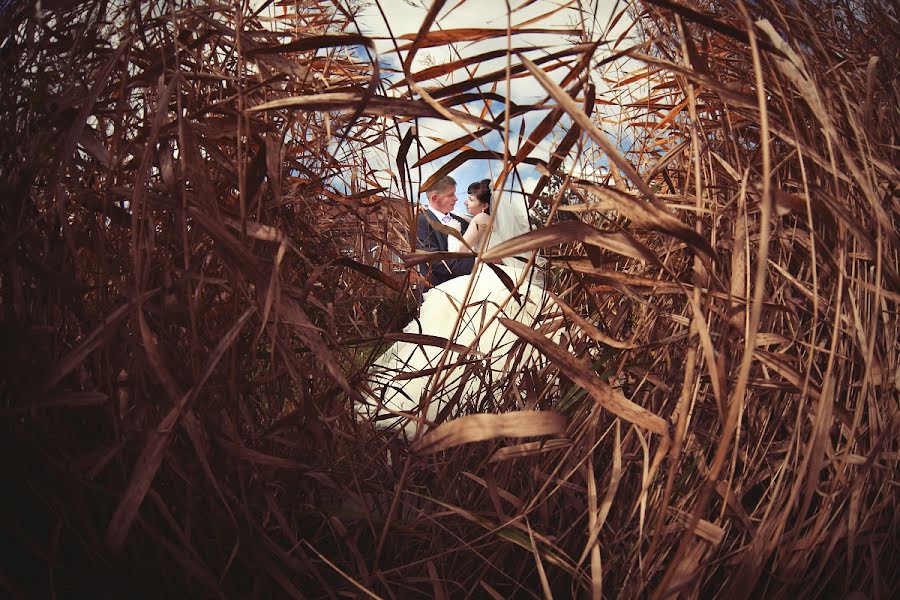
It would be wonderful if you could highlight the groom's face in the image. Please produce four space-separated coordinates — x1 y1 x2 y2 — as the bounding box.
430 187 457 214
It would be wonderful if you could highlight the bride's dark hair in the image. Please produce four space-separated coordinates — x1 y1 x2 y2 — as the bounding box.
467 179 492 213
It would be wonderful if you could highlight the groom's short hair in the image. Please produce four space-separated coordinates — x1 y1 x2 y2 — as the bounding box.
426 176 456 196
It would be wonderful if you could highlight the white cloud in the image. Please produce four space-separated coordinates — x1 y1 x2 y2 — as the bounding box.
520 174 540 195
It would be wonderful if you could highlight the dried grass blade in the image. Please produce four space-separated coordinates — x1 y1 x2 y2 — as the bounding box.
646 139 690 180
572 183 714 258
409 492 579 575
401 0 449 74
498 107 564 183
396 27 581 49
411 130 489 167
500 318 669 437
304 540 383 599
563 261 683 293
488 439 571 463
584 453 602 600
404 47 528 84
380 332 483 357
181 409 233 523
578 421 622 569
419 149 544 192
426 561 448 600
223 215 289 244
336 257 401 291
643 0 779 53
403 250 476 268
245 33 374 55
106 307 254 551
547 291 635 349
276 296 360 402
532 85 595 200
137 517 226 598
38 288 159 397
219 440 310 470
518 55 660 204
411 411 567 455
481 220 656 264
526 519 554 600
426 43 593 100
247 93 492 128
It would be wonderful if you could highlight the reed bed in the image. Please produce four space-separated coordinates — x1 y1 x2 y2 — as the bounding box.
0 0 896 598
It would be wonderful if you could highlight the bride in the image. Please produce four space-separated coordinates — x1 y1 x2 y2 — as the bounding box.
359 179 551 438
449 179 493 253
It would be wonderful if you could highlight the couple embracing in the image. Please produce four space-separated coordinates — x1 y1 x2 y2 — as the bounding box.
415 175 493 290
358 174 549 436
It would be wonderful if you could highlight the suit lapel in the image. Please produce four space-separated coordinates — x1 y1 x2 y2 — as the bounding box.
424 211 448 251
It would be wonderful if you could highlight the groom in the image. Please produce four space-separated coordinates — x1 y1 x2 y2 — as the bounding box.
416 175 475 292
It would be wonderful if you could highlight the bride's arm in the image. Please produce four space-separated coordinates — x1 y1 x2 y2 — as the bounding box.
462 213 489 249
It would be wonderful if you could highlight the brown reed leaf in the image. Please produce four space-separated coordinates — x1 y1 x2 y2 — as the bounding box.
546 291 636 349
411 130 491 167
424 43 595 99
405 47 534 83
481 220 657 264
500 318 669 437
4 0 897 596
408 492 581 577
563 181 715 258
244 33 376 55
396 27 581 49
403 250 477 268
411 411 567 455
380 332 484 357
106 307 255 551
336 257 402 292
488 438 572 463
644 0 780 54
38 289 159 398
419 149 545 192
247 93 492 128
519 55 660 202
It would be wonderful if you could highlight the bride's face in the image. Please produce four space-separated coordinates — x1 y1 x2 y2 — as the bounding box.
465 194 486 215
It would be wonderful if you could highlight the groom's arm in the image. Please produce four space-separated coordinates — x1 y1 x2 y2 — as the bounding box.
415 212 444 283
416 212 439 252
415 212 472 283
444 215 475 277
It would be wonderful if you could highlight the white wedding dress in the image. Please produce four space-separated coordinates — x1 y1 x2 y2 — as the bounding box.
358 193 551 437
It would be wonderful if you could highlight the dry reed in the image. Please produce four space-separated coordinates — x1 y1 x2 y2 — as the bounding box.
0 0 896 598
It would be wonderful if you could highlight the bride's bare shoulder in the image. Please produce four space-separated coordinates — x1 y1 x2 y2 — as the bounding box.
473 213 491 227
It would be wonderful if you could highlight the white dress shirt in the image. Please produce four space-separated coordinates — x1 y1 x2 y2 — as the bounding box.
428 206 453 224
429 207 462 250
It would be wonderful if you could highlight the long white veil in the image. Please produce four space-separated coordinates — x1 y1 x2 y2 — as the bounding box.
484 187 546 282
485 187 529 261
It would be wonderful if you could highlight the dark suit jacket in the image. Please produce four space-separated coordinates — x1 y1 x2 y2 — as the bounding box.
416 210 476 288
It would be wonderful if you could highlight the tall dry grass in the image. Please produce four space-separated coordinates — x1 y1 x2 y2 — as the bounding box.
1 0 897 598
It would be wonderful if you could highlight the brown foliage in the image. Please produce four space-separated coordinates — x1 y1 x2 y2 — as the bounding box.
1 0 897 598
